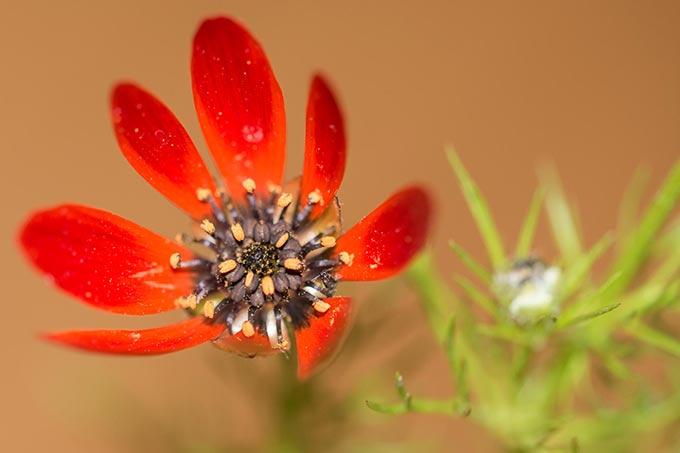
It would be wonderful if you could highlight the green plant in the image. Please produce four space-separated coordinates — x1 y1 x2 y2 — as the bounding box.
369 149 680 452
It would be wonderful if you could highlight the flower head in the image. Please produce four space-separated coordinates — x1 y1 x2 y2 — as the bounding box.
493 257 561 325
19 17 431 378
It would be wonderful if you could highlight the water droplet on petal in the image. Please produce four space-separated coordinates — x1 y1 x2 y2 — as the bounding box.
242 125 264 144
154 130 168 145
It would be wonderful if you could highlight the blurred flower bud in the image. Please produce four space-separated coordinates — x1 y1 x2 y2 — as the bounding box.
493 258 561 326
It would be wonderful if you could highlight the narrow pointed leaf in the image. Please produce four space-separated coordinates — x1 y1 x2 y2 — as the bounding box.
515 187 544 257
449 240 491 284
541 165 583 264
446 147 505 269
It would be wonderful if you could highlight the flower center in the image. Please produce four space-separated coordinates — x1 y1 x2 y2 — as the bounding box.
169 179 353 353
238 242 279 277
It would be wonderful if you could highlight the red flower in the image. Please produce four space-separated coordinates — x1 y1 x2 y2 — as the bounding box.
19 17 431 379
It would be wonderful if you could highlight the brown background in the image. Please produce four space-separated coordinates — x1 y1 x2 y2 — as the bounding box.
2 1 679 451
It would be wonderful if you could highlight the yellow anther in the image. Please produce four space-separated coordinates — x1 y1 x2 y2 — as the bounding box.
313 300 331 313
169 252 181 269
242 321 255 338
203 301 215 319
267 183 282 195
231 223 245 241
262 276 275 296
338 251 354 266
200 219 216 235
175 294 197 310
218 259 237 274
284 258 304 271
320 236 336 248
307 189 323 205
245 271 255 288
277 192 293 208
275 232 290 248
196 188 212 201
242 178 256 194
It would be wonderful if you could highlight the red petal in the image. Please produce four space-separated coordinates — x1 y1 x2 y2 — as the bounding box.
192 17 285 203
19 204 196 314
300 75 346 218
333 187 431 281
295 296 353 379
112 83 217 219
44 317 223 354
212 331 281 357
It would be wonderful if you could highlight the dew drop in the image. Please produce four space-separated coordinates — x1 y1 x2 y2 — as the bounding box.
242 125 264 144
154 129 168 144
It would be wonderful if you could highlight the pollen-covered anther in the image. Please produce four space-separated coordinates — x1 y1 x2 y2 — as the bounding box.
338 251 354 266
245 271 255 288
307 189 323 205
277 192 293 208
242 178 256 194
261 276 275 296
277 339 290 350
175 294 197 310
267 183 282 195
169 252 182 269
218 259 237 274
231 223 245 241
275 232 290 248
313 300 331 313
242 320 255 338
200 219 216 235
196 188 212 201
203 300 215 319
284 258 304 271
320 236 336 248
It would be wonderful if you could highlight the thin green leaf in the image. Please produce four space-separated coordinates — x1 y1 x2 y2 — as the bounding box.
617 166 651 240
511 345 533 384
541 165 583 264
365 397 463 416
515 187 545 257
627 321 680 358
454 275 499 320
477 324 531 346
365 399 406 415
446 147 506 269
366 372 468 416
395 372 410 404
607 159 680 296
560 271 622 322
444 320 459 382
599 351 631 380
558 303 620 328
626 279 680 318
558 232 614 303
449 240 491 284
649 227 680 285
444 319 470 408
